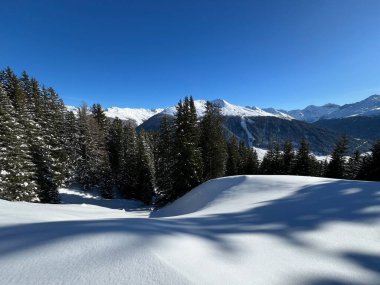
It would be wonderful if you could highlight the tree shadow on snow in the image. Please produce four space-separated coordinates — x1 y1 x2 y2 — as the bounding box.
1 177 380 283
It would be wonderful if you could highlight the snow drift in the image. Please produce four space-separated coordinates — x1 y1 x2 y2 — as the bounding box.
1 176 380 285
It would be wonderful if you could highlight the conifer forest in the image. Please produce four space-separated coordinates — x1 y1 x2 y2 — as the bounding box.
1 68 379 206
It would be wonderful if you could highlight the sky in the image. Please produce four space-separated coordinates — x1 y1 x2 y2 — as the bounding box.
1 0 379 110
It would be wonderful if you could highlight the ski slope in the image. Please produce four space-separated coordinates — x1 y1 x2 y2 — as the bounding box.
1 176 380 285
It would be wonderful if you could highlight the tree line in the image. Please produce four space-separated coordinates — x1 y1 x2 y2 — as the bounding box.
0 68 379 206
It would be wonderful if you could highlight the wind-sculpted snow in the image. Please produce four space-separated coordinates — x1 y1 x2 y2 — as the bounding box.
1 176 380 285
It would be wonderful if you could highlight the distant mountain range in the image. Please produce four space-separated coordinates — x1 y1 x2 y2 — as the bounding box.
265 94 380 122
66 95 380 154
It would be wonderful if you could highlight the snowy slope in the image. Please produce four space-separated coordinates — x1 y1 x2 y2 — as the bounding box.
1 176 380 285
274 95 380 122
278 104 340 122
324 94 380 119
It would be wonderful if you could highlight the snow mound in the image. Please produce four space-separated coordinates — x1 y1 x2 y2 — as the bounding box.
152 175 380 218
1 176 380 285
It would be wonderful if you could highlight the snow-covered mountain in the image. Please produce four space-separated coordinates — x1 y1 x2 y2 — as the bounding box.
66 94 380 126
160 99 282 118
276 103 340 123
67 99 289 126
104 107 164 126
323 94 380 119
264 95 380 122
65 105 164 125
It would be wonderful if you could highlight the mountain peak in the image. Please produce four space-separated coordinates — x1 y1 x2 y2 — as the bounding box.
365 94 380 101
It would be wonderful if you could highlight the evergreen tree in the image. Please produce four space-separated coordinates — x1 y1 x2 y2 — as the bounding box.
282 140 295 174
326 135 349 179
108 117 125 188
226 137 241 176
200 101 227 181
136 131 156 204
226 136 241 176
0 86 39 201
244 147 259 174
293 138 314 176
346 150 362 180
172 97 203 198
155 116 176 205
120 124 139 199
360 140 380 181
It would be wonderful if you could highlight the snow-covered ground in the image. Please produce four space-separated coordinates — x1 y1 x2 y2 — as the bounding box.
1 176 380 285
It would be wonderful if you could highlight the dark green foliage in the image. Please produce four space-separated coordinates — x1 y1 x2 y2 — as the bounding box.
108 118 124 185
326 135 349 179
240 146 259 175
358 140 380 181
172 97 203 198
120 124 139 199
136 131 155 204
226 137 240 176
346 150 362 180
292 138 317 176
282 140 295 174
200 101 227 181
0 86 39 201
154 116 176 205
260 142 283 175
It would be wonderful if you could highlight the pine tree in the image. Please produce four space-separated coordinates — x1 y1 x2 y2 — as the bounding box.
64 110 80 182
226 136 241 176
293 138 314 176
369 140 380 181
244 147 259 174
155 116 176 205
326 135 348 179
260 143 276 174
346 150 362 180
0 67 27 111
136 131 156 204
200 101 227 181
108 117 125 188
172 96 203 198
120 124 139 199
282 140 295 174
0 86 39 201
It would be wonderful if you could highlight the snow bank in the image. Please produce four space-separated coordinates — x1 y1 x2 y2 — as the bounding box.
1 176 380 285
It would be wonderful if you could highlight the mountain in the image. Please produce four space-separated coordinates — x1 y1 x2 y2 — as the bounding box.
265 95 380 122
139 107 367 154
323 94 380 119
160 99 283 118
271 103 340 123
103 107 163 125
67 96 378 153
65 105 164 126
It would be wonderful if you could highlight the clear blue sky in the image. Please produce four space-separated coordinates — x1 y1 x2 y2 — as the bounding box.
1 0 379 109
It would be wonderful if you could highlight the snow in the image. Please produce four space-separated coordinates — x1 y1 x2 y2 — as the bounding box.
160 99 283 118
104 107 164 125
324 94 380 119
1 176 380 284
66 95 380 125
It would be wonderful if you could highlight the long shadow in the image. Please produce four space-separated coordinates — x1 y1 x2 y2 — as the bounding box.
60 191 148 212
1 178 380 272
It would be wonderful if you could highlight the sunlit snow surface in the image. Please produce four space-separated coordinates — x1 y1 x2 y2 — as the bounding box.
1 176 380 285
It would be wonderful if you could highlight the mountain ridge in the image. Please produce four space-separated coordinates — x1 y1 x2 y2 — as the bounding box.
66 94 380 126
